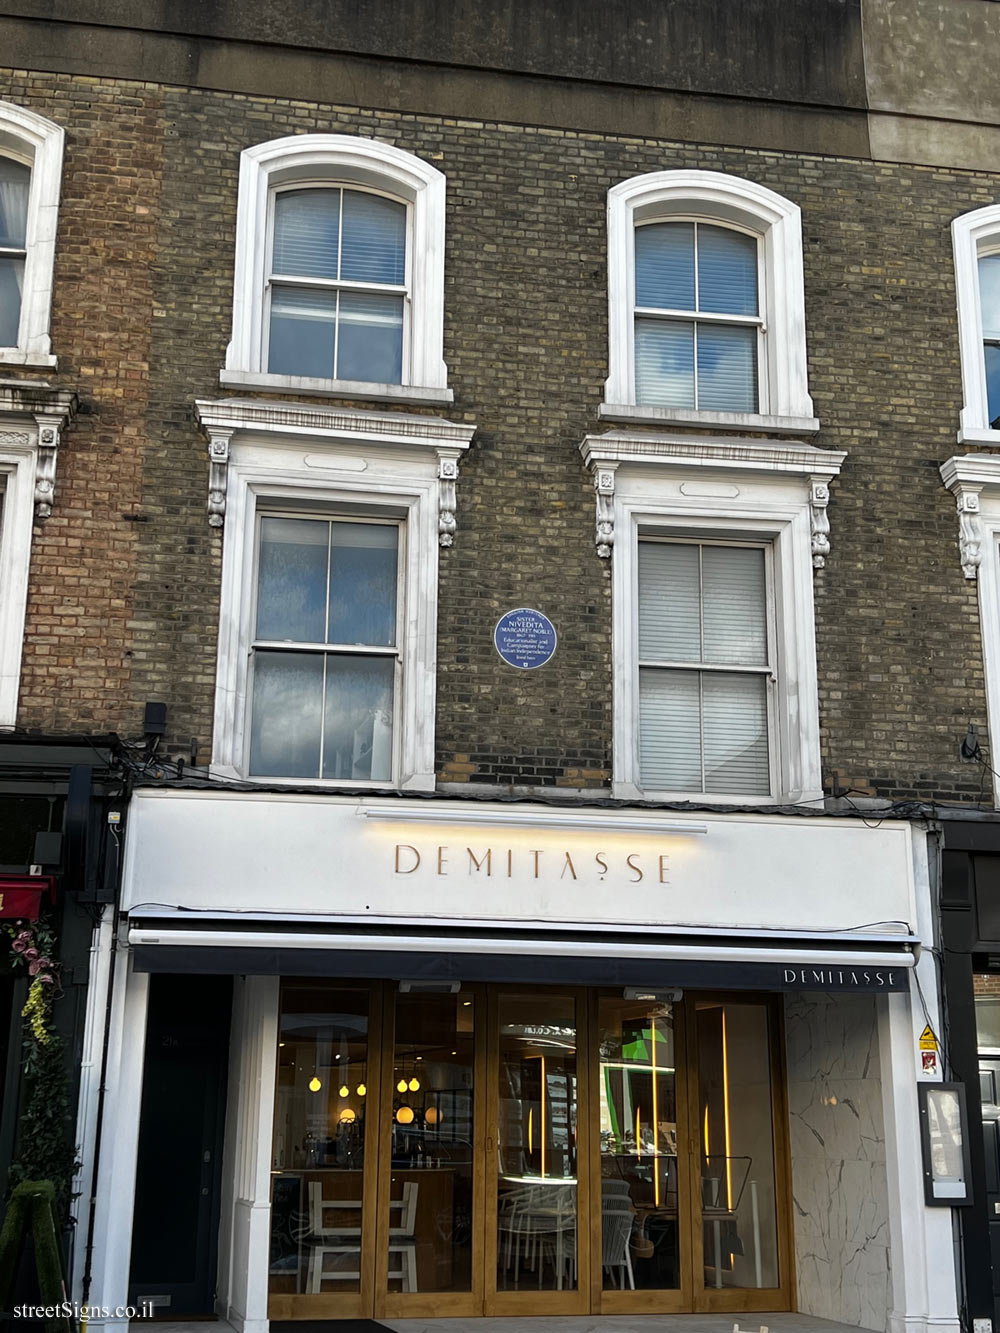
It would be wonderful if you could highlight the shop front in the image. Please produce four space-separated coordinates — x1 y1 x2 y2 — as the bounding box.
81 790 958 1333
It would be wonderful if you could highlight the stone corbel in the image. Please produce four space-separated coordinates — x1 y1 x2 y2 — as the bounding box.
955 486 984 579
809 476 832 569
436 448 461 547
593 465 618 559
206 428 234 528
32 405 76 522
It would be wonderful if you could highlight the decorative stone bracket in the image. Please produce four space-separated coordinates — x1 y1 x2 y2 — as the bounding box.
0 384 77 522
809 476 832 569
436 449 461 547
938 456 1000 580
206 427 234 528
593 465 618 559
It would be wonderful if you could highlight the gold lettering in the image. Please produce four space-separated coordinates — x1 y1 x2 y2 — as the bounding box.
627 853 643 883
595 852 608 876
467 847 492 876
506 848 513 877
658 855 669 884
437 846 449 875
561 853 577 880
394 845 420 874
531 850 543 878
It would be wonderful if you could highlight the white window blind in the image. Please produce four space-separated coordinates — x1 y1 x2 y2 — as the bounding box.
979 252 1000 427
268 186 407 384
637 540 771 794
0 156 30 349
634 221 760 413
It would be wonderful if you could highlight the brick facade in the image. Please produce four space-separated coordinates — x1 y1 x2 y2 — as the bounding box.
1 65 997 802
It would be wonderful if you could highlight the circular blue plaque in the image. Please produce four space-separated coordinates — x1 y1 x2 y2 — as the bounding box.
494 607 557 670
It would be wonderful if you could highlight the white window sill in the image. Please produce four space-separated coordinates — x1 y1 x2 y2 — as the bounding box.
599 402 820 435
0 350 57 369
958 425 1000 445
208 763 435 793
220 369 454 405
612 781 822 806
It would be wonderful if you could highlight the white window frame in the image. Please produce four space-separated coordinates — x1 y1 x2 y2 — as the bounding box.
0 434 37 726
247 506 406 783
581 430 846 804
952 204 1000 443
200 399 474 791
0 100 63 368
222 134 450 405
603 170 817 435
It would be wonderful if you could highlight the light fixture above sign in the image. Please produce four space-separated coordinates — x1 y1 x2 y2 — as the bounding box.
360 805 708 835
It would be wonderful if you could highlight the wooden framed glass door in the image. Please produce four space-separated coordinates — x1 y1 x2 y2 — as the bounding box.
484 986 592 1315
267 980 793 1321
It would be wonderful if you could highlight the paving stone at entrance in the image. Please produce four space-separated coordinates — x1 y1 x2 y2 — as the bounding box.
380 1315 865 1333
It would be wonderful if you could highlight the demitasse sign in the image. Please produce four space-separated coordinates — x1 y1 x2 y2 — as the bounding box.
392 842 671 884
122 791 919 940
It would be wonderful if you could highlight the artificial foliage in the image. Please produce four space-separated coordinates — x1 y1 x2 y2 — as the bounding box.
0 1179 72 1333
3 917 79 1226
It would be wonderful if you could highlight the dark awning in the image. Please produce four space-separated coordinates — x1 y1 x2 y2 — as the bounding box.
129 923 915 993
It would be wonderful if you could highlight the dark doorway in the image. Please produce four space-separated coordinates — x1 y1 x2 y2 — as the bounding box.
129 974 232 1315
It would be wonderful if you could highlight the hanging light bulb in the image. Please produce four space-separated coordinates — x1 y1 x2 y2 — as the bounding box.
408 1076 420 1092
308 1076 322 1093
424 1105 440 1127
338 1107 356 1124
397 1077 408 1093
339 1083 350 1098
356 1083 367 1097
396 1105 415 1125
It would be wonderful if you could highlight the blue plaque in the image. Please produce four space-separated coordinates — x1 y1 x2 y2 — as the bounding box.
494 607 557 670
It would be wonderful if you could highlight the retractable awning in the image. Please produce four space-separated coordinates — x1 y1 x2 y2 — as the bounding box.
128 922 916 992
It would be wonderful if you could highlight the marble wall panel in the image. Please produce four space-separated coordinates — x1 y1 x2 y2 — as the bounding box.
785 992 890 1329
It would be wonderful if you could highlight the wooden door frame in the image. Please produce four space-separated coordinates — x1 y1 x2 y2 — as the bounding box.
483 984 592 1316
377 981 488 1319
593 989 695 1314
687 992 795 1314
266 980 385 1322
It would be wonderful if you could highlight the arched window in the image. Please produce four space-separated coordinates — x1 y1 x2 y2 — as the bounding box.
952 204 1000 442
224 134 450 404
0 101 63 366
603 170 816 433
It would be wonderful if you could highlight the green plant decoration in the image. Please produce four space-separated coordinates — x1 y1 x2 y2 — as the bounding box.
3 918 79 1226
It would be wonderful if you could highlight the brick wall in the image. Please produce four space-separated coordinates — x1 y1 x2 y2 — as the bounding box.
1 67 997 802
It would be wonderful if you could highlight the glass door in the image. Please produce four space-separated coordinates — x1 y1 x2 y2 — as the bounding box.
377 984 484 1318
594 992 692 1311
690 996 792 1311
485 988 591 1315
268 981 382 1320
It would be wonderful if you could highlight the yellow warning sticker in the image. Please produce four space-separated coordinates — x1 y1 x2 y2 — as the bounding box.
919 1024 939 1052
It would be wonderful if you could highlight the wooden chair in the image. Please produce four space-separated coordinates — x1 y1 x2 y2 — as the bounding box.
305 1180 419 1293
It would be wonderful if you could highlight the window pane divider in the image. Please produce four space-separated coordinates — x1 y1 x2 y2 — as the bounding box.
634 306 763 328
638 659 772 674
252 640 399 655
268 274 408 295
0 245 26 258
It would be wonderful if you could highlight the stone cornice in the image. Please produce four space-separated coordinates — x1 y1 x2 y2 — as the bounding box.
194 396 475 449
195 397 476 537
0 380 78 521
579 429 846 478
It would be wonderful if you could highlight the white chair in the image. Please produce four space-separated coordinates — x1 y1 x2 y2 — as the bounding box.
305 1180 420 1293
601 1200 636 1290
